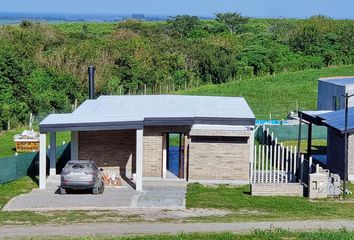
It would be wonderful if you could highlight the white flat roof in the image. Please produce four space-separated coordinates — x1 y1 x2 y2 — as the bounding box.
40 95 255 132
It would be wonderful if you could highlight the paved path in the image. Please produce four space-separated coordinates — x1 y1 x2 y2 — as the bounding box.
0 220 353 238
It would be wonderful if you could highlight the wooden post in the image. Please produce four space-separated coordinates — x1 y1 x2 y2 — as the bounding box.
281 145 285 183
258 145 261 183
277 145 281 183
144 84 147 95
273 145 277 183
300 154 304 183
261 145 265 183
293 146 297 182
265 144 269 183
251 147 256 183
285 146 289 183
269 143 273 183
289 146 294 182
307 123 312 157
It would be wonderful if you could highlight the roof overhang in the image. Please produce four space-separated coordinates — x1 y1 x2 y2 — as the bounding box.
299 108 354 135
39 117 256 133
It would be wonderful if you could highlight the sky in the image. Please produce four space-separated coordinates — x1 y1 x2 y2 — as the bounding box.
1 0 354 19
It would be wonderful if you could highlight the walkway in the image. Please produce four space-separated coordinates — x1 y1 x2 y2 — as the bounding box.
0 220 353 238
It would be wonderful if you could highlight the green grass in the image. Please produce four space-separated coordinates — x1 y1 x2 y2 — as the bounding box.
179 65 354 119
0 178 354 225
281 139 327 155
29 229 354 240
185 183 354 222
0 128 70 158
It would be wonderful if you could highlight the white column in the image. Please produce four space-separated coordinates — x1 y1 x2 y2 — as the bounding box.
136 129 143 191
249 129 255 183
39 133 47 189
162 133 167 179
249 129 255 164
49 132 56 176
71 131 78 160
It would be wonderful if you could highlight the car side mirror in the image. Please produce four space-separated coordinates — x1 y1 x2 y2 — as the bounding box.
99 168 104 172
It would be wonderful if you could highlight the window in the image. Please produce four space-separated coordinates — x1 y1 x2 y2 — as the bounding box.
333 96 341 110
191 136 248 144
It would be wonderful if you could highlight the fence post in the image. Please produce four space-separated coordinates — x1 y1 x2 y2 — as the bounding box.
268 142 274 182
285 146 289 183
265 144 269 183
262 124 265 144
251 146 256 183
261 145 265 183
300 154 304 183
277 144 281 183
293 146 297 182
281 145 285 183
258 145 261 183
309 156 313 174
289 146 293 182
273 145 277 183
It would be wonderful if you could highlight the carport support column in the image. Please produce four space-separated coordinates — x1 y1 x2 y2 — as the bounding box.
71 131 78 160
136 129 143 191
39 133 47 189
49 132 56 176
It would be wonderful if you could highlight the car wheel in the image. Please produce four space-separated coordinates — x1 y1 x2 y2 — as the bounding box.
59 187 66 195
99 182 105 194
92 185 99 195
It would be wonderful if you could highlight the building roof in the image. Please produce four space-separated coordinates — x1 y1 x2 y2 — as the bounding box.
318 107 354 134
319 76 354 87
40 95 255 132
300 107 354 134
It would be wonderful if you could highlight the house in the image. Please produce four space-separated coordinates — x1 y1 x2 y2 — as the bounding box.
317 76 354 111
300 108 354 181
39 95 256 191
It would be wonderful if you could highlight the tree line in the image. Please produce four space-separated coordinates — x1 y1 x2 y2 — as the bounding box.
0 13 353 130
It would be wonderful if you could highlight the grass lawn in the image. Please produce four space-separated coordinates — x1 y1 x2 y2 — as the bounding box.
0 128 71 158
185 183 354 222
28 229 354 239
179 65 354 119
281 139 327 155
0 177 354 225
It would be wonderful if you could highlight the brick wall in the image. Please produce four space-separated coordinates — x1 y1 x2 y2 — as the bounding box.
188 136 251 181
143 126 190 177
78 130 136 176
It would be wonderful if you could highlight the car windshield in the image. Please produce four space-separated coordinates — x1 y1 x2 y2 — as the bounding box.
67 163 92 169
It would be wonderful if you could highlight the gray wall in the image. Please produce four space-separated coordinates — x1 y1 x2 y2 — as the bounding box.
327 128 354 180
317 81 346 110
317 80 354 110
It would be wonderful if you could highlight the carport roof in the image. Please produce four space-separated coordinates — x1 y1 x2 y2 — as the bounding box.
39 95 255 132
300 107 354 134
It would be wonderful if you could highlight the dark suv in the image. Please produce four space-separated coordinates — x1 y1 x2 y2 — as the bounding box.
60 160 104 195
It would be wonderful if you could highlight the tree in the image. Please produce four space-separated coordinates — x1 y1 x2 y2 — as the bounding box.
215 12 249 34
167 15 199 37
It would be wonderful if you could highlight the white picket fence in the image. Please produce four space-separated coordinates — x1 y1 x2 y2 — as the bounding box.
251 125 313 184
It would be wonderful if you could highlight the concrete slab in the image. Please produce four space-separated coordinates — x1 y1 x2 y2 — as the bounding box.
3 176 186 211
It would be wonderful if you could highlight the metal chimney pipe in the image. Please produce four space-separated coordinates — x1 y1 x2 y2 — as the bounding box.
88 66 95 99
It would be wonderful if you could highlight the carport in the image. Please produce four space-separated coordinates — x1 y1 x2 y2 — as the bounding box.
39 113 144 191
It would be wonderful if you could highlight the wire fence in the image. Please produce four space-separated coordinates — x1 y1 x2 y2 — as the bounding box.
256 124 327 141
